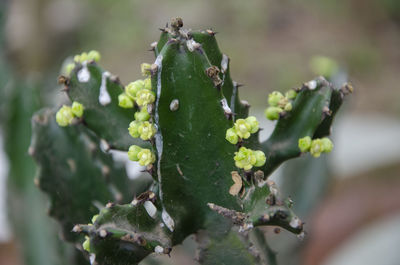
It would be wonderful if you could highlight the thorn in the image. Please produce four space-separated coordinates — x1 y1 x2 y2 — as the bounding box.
206 29 216 36
105 202 115 208
72 225 82 233
341 82 354 95
109 75 120 84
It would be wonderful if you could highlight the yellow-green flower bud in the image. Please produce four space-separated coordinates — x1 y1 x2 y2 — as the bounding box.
56 105 74 127
137 149 156 166
126 80 145 99
298 136 312 152
128 145 142 161
284 102 292 112
128 120 142 138
226 128 238 145
264 107 283 120
71 101 84 118
65 63 75 76
234 147 256 170
144 78 152 90
138 121 156 140
79 52 88 63
253 150 266 167
118 93 134 108
136 89 155 107
245 116 259 133
321 137 333 153
285 89 297 100
134 108 150 121
87 50 101 62
234 119 252 139
91 214 99 224
141 63 152 76
310 139 323 158
82 236 91 252
268 91 284 107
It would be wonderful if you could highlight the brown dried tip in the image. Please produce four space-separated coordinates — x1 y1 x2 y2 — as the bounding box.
171 17 183 29
58 75 69 86
341 82 354 95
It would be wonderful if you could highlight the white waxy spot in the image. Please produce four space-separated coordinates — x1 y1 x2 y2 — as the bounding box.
99 71 111 106
307 80 317 90
77 61 90 83
169 99 179 111
131 198 138 206
186 39 200 52
100 139 110 153
89 254 96 265
99 229 107 238
290 217 302 229
144 201 157 219
154 245 164 254
220 98 232 115
221 54 229 74
162 209 175 232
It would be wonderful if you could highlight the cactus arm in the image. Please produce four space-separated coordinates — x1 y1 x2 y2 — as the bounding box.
250 228 277 265
74 203 172 265
30 109 137 242
153 40 241 243
260 78 341 176
65 62 150 150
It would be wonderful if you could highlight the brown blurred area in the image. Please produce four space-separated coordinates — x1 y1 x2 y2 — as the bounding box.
1 0 400 264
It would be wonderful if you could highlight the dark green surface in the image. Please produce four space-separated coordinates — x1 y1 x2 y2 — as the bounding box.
30 109 133 242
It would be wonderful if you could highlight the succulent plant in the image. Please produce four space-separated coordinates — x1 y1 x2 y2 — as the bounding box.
30 18 352 265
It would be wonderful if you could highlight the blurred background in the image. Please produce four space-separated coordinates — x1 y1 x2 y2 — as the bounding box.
0 0 399 264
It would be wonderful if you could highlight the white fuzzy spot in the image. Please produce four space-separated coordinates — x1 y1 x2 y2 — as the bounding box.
89 254 96 265
169 99 179 111
307 80 317 90
239 222 254 233
99 71 111 106
221 54 229 74
99 139 110 152
186 39 200 52
154 245 164 254
77 61 90 83
220 98 232 114
290 217 302 228
144 201 157 219
162 209 175 232
99 229 107 238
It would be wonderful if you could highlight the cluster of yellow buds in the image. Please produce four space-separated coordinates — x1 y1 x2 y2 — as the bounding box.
264 89 297 120
234 147 266 170
118 63 155 109
128 145 156 166
64 50 101 76
55 101 84 127
225 116 259 144
298 136 333 158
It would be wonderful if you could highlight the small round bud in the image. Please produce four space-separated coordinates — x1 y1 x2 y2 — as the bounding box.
298 136 312 152
56 105 74 127
118 93 134 108
126 80 145 99
264 107 283 120
285 89 297 100
79 52 88 63
144 78 152 90
138 121 156 140
234 147 256 170
137 149 156 166
73 54 81 63
71 101 84 118
88 50 101 62
128 145 142 161
65 63 75 76
310 139 323 158
128 121 142 138
253 150 266 167
82 236 91 252
284 102 292 112
136 89 155 107
141 63 152 76
225 128 238 145
245 116 259 133
321 137 333 153
91 214 99 224
268 91 284 107
134 108 150 121
234 119 252 139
